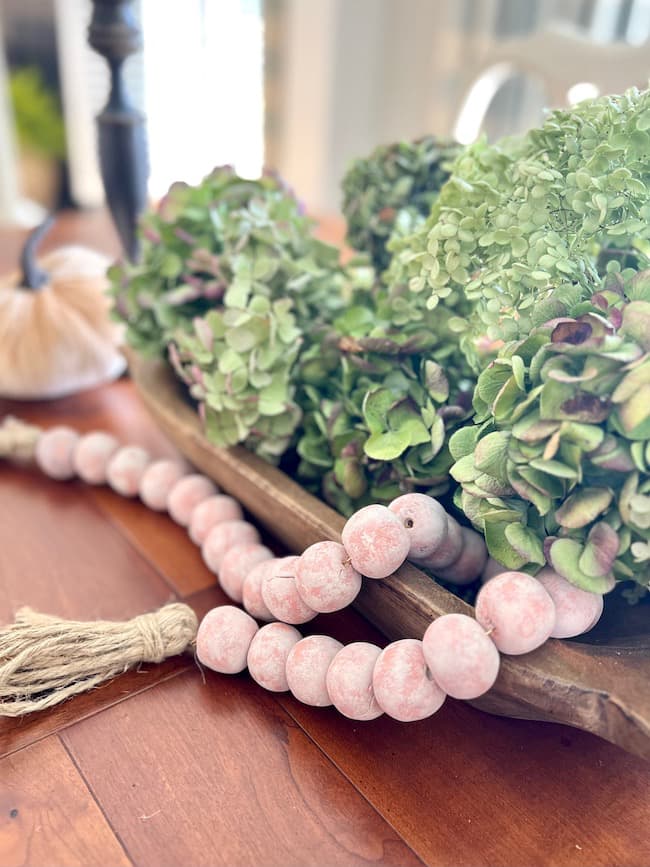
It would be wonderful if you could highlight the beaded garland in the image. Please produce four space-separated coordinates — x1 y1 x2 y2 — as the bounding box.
2 419 605 723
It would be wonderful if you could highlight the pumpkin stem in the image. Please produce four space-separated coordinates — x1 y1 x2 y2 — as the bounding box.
20 216 55 291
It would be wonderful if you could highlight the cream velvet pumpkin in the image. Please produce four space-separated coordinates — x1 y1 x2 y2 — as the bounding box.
0 223 126 400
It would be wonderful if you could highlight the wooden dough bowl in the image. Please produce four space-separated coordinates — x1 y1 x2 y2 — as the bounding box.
129 351 650 759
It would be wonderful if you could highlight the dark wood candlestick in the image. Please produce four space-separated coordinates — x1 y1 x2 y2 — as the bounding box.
88 0 148 262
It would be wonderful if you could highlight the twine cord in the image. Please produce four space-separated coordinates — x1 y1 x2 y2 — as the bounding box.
0 416 41 462
0 603 198 717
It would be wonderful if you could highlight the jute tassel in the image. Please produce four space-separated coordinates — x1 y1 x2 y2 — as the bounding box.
0 415 41 463
0 603 198 716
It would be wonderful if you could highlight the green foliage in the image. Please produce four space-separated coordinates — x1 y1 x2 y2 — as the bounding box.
170 296 303 462
114 160 477 502
110 166 342 356
342 136 462 271
388 87 650 373
9 67 66 160
450 273 650 595
112 165 352 462
294 273 474 513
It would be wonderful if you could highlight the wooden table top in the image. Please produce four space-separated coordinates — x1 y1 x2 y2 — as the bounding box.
1 212 650 867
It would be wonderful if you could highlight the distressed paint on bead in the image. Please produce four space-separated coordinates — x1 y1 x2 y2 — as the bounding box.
202 520 261 573
475 571 556 655
196 606 258 674
536 567 603 639
242 559 276 621
189 495 243 546
106 445 150 497
219 543 273 604
295 541 362 613
73 431 119 485
325 642 384 721
422 613 500 700
435 527 488 585
139 459 186 511
285 635 343 706
341 505 410 579
261 556 317 625
247 622 302 692
35 426 80 481
372 639 446 722
167 474 218 526
412 516 463 570
388 493 448 560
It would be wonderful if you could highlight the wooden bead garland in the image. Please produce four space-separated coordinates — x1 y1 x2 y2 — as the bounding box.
35 425 80 480
0 416 607 724
139 459 187 511
219 543 273 604
340 504 410 579
295 541 362 614
73 431 119 484
325 642 384 721
106 444 150 497
285 635 343 707
189 495 243 545
247 623 301 692
261 556 318 625
475 572 556 655
196 606 258 674
168 474 218 526
241 560 276 621
202 520 261 573
373 639 446 722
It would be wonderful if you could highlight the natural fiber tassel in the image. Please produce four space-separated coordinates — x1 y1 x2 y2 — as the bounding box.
0 416 41 462
0 603 198 716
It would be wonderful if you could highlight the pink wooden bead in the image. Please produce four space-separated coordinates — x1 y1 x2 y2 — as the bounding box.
413 516 463 570
536 567 604 638
242 560 276 621
285 635 343 707
435 527 488 585
325 642 384 721
167 474 218 526
219 543 273 603
422 613 500 700
196 605 258 674
341 504 410 579
202 520 260 573
475 571 556 655
73 431 119 484
247 622 302 692
139 459 186 511
388 493 448 560
261 556 317 625
482 557 508 584
35 426 80 480
189 495 243 545
295 541 362 613
373 639 446 722
106 445 150 497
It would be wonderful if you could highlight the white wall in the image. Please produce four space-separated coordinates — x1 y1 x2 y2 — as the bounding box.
0 13 20 224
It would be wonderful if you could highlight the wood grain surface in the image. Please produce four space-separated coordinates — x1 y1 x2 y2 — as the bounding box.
1 211 650 867
0 736 130 867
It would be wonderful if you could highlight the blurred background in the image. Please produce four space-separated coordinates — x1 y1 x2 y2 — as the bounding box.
0 0 649 225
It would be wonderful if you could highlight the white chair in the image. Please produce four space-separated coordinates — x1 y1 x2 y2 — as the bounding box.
453 25 650 143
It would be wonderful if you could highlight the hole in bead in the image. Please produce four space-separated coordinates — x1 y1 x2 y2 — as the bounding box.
404 518 414 528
